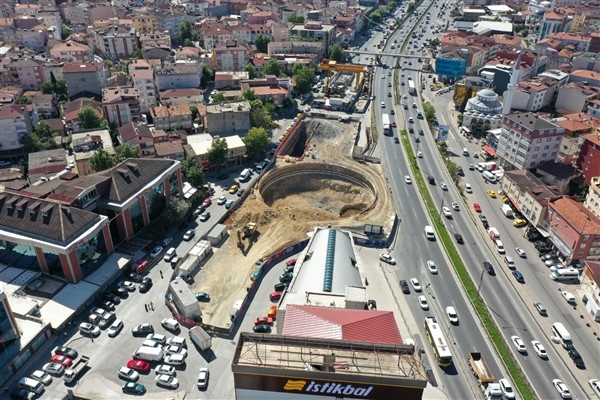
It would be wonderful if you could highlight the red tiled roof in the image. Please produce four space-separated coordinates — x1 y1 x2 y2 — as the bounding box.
282 305 403 345
550 197 600 234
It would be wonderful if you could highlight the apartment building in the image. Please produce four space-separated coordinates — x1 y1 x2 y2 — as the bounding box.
569 70 600 87
131 15 157 35
131 68 157 113
102 86 140 127
572 52 600 73
584 176 600 219
215 71 249 90
7 57 44 90
139 32 171 50
510 78 559 112
155 63 202 91
87 24 138 60
22 91 54 118
0 104 32 150
117 121 156 158
159 88 204 106
0 18 16 42
150 104 193 131
545 31 591 52
202 100 251 135
63 3 115 25
555 82 600 114
538 11 566 40
496 112 565 170
577 133 600 185
268 41 324 60
185 133 246 167
213 43 252 72
290 22 336 55
49 40 92 63
63 62 109 98
62 98 103 133
153 8 189 41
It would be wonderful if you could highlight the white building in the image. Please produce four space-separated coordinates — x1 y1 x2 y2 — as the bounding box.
131 68 157 113
584 176 600 219
462 88 504 130
0 105 32 150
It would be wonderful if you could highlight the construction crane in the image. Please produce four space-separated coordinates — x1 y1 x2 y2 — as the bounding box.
237 222 258 255
317 61 368 91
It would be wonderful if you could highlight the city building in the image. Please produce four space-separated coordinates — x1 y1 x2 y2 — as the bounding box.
130 67 157 113
213 42 252 72
569 70 600 87
102 86 141 127
159 88 204 107
185 133 246 168
87 23 138 60
215 71 249 90
71 129 115 176
435 50 467 80
150 104 193 131
7 57 44 90
509 78 560 112
63 62 109 99
0 104 32 151
62 98 103 133
49 40 92 63
117 121 156 158
155 63 202 91
496 112 565 170
290 22 336 55
578 261 600 322
538 11 566 40
462 88 504 132
241 76 291 105
555 82 600 114
202 100 251 135
577 133 600 185
584 176 600 219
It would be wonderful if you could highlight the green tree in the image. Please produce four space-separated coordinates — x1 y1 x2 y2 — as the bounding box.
17 96 31 104
105 60 114 74
41 82 54 95
164 197 190 226
206 138 228 167
244 63 258 79
179 20 194 44
387 1 397 12
293 66 315 94
242 89 258 101
254 34 271 53
250 106 272 130
369 10 383 23
20 123 58 152
115 144 139 161
407 2 416 13
201 64 214 87
287 15 305 23
78 105 105 129
263 58 282 76
181 156 204 187
243 127 270 160
429 38 440 48
423 102 436 125
61 25 73 39
212 92 226 103
132 49 144 59
329 43 345 62
90 149 116 172
190 106 199 121
54 80 67 96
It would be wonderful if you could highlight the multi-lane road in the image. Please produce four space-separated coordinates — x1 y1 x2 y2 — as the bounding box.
363 1 597 399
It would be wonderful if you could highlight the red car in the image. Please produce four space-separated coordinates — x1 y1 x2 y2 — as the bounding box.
269 291 282 302
387 82 392 87
50 354 73 367
127 359 151 373
202 197 212 207
391 122 397 128
286 259 296 267
255 316 274 326
473 203 482 213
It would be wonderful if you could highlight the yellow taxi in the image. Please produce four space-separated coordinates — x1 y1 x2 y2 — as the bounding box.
501 195 510 204
513 219 527 228
229 184 239 194
487 190 497 198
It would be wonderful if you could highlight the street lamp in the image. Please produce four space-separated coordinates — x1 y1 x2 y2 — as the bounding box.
477 267 485 298
439 190 446 221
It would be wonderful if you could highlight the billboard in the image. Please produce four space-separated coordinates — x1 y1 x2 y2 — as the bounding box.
437 125 449 141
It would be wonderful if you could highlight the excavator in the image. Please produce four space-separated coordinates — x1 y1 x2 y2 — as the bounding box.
237 222 258 255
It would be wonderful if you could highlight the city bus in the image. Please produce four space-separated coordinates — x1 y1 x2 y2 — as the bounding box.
424 317 452 367
382 113 391 136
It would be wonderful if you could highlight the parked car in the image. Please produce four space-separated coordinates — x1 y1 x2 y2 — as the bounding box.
122 382 146 395
379 253 396 264
194 291 210 302
202 198 212 207
149 246 163 258
42 363 64 376
253 324 271 333
118 367 140 382
31 370 52 386
197 367 210 390
50 354 73 367
156 374 179 389
400 280 410 294
217 196 227 205
154 365 176 376
132 323 154 336
183 229 195 241
54 346 78 360
199 211 211 222
79 322 100 337
127 359 151 373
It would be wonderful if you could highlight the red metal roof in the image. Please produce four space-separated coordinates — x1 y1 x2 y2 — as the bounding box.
482 145 496 156
282 305 403 345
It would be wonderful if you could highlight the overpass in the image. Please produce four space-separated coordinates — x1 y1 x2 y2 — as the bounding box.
344 50 430 60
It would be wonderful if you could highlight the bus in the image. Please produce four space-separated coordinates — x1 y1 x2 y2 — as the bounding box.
382 113 391 135
424 317 452 367
551 322 573 349
550 268 580 282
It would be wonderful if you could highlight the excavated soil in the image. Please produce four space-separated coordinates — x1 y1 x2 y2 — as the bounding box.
192 119 394 329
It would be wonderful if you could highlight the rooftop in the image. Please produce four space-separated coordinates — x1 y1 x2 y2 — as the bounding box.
550 197 600 234
504 112 559 131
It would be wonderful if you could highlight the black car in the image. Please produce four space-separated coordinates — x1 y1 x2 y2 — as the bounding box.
253 324 271 333
483 261 495 275
274 282 287 292
512 270 525 283
568 348 585 368
454 233 464 244
419 129 424 135
391 109 395 115
217 174 228 181
139 280 152 293
127 272 144 283
394 137 399 143
100 300 115 311
103 293 121 304
10 388 34 400
193 206 206 217
415 137 420 143
409 127 414 133
399 280 410 294
284 265 294 274
428 176 435 184
132 323 154 336
479 214 488 224
457 167 464 176
279 272 293 283
55 346 79 360
114 287 128 298
237 189 245 197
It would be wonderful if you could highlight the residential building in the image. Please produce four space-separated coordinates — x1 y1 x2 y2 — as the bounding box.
290 22 336 55
588 100 600 118
14 23 50 52
153 8 190 41
70 129 115 176
130 68 157 113
63 3 115 25
213 42 252 72
584 176 600 219
150 104 193 131
0 104 32 150
547 197 600 263
49 40 92 63
202 27 234 49
185 133 246 168
0 86 22 104
41 59 65 83
569 70 600 88
0 18 16 42
63 62 109 98
159 88 204 107
102 86 140 127
7 57 44 90
155 63 202 91
539 11 566 40
155 140 185 161
62 98 103 133
231 24 252 45
202 100 251 135
545 32 591 52
555 82 600 114
577 133 600 185
268 41 324 60
510 78 559 112
21 91 54 118
572 52 600 73
27 148 67 183
241 76 291 105
131 15 157 35
215 71 249 90
117 121 156 158
87 23 138 60
139 32 171 51
535 161 580 194
496 112 565 170
578 261 600 322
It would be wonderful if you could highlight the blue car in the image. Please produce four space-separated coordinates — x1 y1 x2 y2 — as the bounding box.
225 200 235 209
512 270 525 283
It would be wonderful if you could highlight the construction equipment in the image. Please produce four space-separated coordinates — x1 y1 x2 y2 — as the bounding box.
317 61 368 91
237 223 258 254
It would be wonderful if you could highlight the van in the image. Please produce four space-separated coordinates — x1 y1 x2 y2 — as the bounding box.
552 322 573 348
424 226 435 241
163 247 176 262
462 148 469 156
239 168 251 182
504 256 515 270
494 239 505 254
482 171 497 183
488 227 500 240
19 377 44 395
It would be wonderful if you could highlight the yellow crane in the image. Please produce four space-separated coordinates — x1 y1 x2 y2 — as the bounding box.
317 61 368 91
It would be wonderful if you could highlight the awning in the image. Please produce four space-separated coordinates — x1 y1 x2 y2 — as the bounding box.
482 145 496 157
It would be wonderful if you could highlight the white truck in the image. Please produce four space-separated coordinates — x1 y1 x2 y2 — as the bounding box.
501 204 514 218
189 326 212 351
132 346 164 362
176 240 212 279
63 355 89 383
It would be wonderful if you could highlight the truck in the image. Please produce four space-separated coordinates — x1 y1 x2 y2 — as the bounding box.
488 227 500 241
176 240 212 279
408 80 416 95
501 204 514 218
382 113 391 136
132 346 164 362
189 326 212 351
468 352 502 400
63 355 89 383
476 162 497 172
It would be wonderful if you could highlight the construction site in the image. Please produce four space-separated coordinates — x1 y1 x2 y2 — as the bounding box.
190 111 393 330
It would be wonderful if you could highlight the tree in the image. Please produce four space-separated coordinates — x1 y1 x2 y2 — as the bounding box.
20 123 58 152
212 92 226 103
78 106 105 129
242 89 258 101
250 106 272 130
287 15 305 23
201 64 214 87
387 1 397 12
263 58 282 77
61 25 73 39
254 35 271 53
90 149 116 172
54 80 67 96
181 156 204 187
190 106 199 121
244 63 258 79
41 82 54 95
115 144 139 161
369 10 383 23
243 127 270 160
329 44 345 62
293 65 315 94
179 20 194 44
407 2 416 13
429 38 440 48
164 197 190 226
206 138 228 167
132 49 144 59
17 96 31 104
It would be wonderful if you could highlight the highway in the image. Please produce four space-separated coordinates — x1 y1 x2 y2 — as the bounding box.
363 1 595 399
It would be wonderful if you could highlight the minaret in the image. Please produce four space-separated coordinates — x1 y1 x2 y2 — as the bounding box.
502 51 523 115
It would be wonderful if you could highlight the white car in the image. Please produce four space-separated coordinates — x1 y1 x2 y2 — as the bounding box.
79 322 100 337
417 151 423 158
146 334 167 345
553 379 571 399
446 306 458 324
217 196 227 205
440 182 448 190
31 370 52 386
118 367 139 382
42 362 64 376
165 345 187 358
589 379 600 397
515 247 527 258
149 245 163 257
451 202 459 211
379 253 396 265
90 307 106 317
107 319 123 338
163 354 186 366
498 379 516 400
381 102 386 108
161 318 180 332
410 278 422 292
561 291 575 304
465 183 473 193
442 207 452 218
417 295 429 310
427 260 438 274
156 374 179 389
167 336 187 348
404 175 412 184
510 336 526 353
118 281 136 292
531 340 548 359
155 365 176 376
197 367 210 390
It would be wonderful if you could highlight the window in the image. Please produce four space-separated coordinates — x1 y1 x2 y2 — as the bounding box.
580 244 587 249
